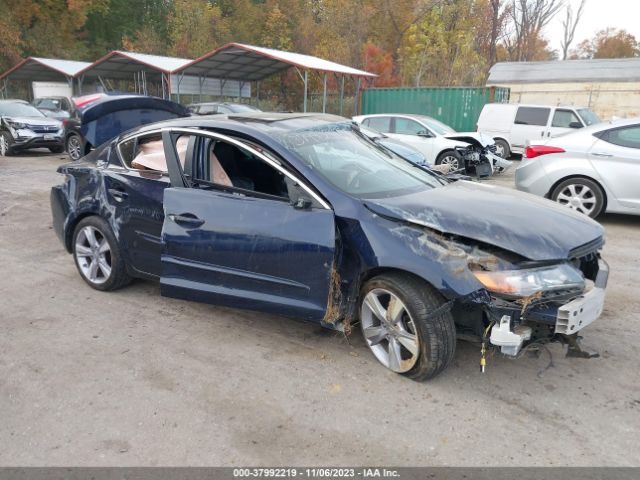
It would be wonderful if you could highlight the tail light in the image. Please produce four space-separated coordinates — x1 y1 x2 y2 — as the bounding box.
525 145 565 159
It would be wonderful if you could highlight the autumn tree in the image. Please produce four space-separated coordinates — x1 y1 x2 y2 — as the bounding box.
574 28 640 59
362 42 400 87
399 0 487 87
504 0 563 61
168 0 229 58
560 0 585 60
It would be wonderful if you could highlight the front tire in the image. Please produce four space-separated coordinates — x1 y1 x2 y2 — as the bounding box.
72 216 131 291
551 177 605 218
0 131 14 156
436 151 462 171
360 273 456 381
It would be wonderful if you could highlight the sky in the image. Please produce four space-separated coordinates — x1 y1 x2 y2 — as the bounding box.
544 0 640 53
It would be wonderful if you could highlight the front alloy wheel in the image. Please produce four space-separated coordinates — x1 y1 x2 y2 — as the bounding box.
359 274 456 381
361 288 420 373
0 132 13 156
436 151 461 171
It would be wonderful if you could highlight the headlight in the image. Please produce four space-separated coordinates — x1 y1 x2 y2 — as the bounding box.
472 263 585 297
6 120 26 129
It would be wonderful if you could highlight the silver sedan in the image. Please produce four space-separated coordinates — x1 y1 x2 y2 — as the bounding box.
515 118 640 218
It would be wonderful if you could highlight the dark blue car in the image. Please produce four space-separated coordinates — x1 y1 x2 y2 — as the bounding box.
51 112 608 380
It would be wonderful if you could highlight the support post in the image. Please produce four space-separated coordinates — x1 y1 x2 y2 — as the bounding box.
354 77 361 115
78 75 84 95
256 81 260 109
339 76 345 116
322 74 327 113
303 71 308 112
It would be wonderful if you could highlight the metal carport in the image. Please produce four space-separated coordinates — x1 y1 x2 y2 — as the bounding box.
0 57 90 99
75 51 192 99
174 43 377 114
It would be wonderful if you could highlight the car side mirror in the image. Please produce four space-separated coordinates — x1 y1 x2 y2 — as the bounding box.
569 121 582 129
292 197 312 210
417 130 432 137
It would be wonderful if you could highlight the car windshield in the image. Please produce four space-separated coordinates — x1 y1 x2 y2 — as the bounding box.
277 123 446 199
577 108 601 126
0 102 46 117
416 116 456 135
35 98 62 110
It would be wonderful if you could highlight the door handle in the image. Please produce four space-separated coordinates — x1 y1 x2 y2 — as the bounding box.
107 188 128 202
168 213 205 227
592 152 613 157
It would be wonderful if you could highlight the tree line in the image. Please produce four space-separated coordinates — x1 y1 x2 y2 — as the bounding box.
1 0 638 89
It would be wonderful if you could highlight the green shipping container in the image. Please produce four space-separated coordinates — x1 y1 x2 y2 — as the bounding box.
361 86 510 132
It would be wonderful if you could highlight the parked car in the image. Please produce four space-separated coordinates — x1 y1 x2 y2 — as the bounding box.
352 113 509 175
187 102 261 115
516 118 640 218
477 103 601 158
358 125 467 178
63 94 189 161
0 100 64 155
51 112 608 380
32 96 74 122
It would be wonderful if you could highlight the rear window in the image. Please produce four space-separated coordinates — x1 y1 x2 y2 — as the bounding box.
364 116 391 133
602 125 640 149
515 107 550 126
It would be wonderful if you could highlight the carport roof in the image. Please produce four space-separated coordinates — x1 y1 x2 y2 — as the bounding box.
0 57 91 81
488 58 640 84
175 43 376 81
77 51 192 79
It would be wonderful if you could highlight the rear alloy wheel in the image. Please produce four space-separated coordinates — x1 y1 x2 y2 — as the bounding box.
360 273 456 381
551 177 605 218
494 139 510 159
436 151 462 171
72 216 130 291
66 133 83 160
0 131 14 156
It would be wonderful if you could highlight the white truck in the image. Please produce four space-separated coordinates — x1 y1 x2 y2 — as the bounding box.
477 103 601 158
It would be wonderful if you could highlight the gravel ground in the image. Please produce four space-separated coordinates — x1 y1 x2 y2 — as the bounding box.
0 152 639 466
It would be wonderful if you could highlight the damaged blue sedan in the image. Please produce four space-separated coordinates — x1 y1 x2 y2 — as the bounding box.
51 112 608 380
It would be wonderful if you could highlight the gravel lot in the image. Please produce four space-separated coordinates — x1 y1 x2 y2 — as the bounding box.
1 152 639 466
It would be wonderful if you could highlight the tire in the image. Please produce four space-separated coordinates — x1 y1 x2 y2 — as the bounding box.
49 146 64 154
550 177 605 218
436 150 462 171
0 131 14 156
494 139 510 159
66 133 84 161
72 216 131 291
359 273 456 381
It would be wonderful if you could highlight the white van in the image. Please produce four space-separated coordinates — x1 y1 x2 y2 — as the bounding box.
477 103 601 157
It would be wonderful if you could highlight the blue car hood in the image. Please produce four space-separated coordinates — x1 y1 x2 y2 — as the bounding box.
79 95 189 147
364 181 604 261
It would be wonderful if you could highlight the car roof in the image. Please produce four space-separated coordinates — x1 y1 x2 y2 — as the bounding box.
0 99 28 104
188 102 251 107
135 112 348 136
485 103 590 110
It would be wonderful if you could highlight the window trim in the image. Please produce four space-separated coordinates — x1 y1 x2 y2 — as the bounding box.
551 108 583 129
165 127 331 210
514 106 551 127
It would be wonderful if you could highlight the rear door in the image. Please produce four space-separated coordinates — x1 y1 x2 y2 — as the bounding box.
589 124 640 210
511 106 551 150
159 129 337 321
547 108 583 139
